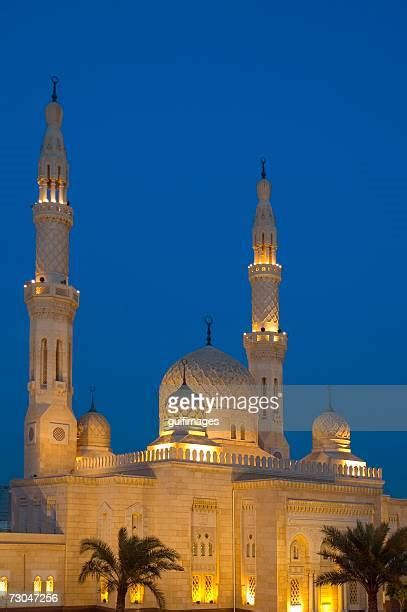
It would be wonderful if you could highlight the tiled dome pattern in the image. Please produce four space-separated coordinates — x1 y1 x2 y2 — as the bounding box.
77 411 111 448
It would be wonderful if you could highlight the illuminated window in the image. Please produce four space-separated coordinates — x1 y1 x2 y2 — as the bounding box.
192 575 201 603
231 424 236 440
56 340 63 382
290 579 300 606
247 576 256 606
204 575 215 603
192 541 198 556
100 579 108 603
0 577 8 598
129 584 144 604
240 425 246 441
40 339 47 386
46 576 54 593
33 576 42 593
200 542 205 556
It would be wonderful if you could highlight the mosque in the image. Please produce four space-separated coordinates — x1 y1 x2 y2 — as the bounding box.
0 82 406 612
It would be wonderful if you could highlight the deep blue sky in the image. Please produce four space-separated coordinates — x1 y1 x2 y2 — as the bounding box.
0 1 406 495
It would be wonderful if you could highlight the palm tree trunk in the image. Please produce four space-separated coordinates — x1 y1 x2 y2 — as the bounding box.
367 589 379 612
116 586 127 612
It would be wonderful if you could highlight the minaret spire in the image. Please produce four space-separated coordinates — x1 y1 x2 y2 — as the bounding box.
24 82 79 478
243 159 289 458
51 76 58 102
261 157 266 179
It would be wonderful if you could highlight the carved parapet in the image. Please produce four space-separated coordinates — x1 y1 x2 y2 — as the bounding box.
248 262 282 282
24 282 79 321
243 331 287 360
33 201 73 228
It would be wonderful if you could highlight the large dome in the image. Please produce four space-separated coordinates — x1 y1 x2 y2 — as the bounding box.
159 346 257 441
160 345 255 396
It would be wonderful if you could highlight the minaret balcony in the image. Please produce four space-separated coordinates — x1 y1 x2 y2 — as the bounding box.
24 281 80 306
248 262 282 281
33 201 73 228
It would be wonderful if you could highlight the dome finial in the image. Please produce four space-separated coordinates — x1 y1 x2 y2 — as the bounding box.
327 385 334 412
181 359 187 385
89 386 97 412
261 157 266 179
205 315 213 346
51 76 59 102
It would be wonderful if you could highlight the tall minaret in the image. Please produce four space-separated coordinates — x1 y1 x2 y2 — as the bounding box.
24 79 79 478
243 160 289 457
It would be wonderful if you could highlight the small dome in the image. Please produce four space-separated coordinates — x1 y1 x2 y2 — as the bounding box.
312 410 350 443
77 409 111 452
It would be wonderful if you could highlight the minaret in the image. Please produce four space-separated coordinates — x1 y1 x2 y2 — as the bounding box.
243 160 289 457
23 79 79 477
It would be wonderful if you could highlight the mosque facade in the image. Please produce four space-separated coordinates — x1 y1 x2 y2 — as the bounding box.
0 86 406 612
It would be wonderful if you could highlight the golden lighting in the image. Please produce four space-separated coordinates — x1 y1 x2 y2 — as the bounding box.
129 584 144 604
100 579 108 604
289 606 302 612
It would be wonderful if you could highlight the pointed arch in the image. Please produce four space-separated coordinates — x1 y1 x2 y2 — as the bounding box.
56 340 63 382
40 339 47 386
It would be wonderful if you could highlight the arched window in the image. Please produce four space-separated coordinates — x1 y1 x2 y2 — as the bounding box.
192 542 198 556
240 425 246 441
200 542 205 556
252 542 256 557
129 584 144 604
0 577 8 598
56 340 63 382
40 339 47 386
231 424 236 440
246 542 250 557
46 577 54 593
67 342 72 388
100 579 108 603
33 576 42 593
291 540 299 560
273 377 278 397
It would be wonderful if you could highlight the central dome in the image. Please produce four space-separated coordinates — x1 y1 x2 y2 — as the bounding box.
160 346 254 396
159 346 256 440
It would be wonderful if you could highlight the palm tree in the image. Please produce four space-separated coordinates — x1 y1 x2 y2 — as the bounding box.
315 521 407 612
386 579 407 611
79 527 184 611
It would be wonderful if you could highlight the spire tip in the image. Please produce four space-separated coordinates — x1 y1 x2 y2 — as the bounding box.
51 76 59 103
261 157 266 180
205 316 213 346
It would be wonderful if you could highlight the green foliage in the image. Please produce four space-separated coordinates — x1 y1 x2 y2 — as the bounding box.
79 527 184 610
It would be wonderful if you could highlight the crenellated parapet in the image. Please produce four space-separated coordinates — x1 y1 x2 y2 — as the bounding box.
74 446 383 485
